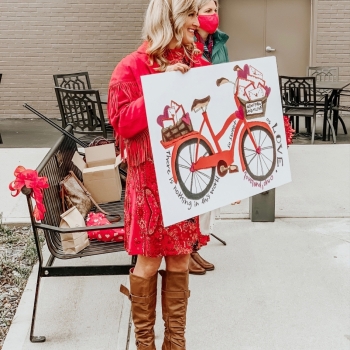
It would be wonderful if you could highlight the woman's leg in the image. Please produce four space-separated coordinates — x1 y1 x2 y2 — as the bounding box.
134 255 163 278
121 255 162 350
165 254 190 272
160 254 191 350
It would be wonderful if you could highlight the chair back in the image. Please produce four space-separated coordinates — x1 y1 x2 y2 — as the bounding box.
53 72 92 90
55 87 107 139
308 66 339 82
279 76 317 114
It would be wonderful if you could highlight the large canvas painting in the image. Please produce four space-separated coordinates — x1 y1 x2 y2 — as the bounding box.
142 56 291 227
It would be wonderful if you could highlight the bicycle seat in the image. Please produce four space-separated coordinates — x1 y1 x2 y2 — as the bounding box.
191 96 211 112
216 77 229 86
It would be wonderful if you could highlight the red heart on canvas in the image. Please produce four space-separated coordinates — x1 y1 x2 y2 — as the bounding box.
181 112 191 125
263 85 271 97
235 105 245 120
157 105 170 127
237 64 250 79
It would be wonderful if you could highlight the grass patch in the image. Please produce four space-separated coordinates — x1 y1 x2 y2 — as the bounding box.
0 214 44 349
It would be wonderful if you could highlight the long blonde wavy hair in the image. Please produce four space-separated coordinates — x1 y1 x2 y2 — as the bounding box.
142 0 200 71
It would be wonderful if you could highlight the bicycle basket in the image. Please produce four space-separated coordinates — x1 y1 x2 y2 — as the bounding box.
161 118 193 142
238 96 267 119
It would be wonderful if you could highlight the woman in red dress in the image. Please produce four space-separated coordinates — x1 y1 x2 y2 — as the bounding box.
107 0 210 349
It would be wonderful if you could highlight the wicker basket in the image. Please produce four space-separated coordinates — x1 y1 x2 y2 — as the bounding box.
161 118 193 142
238 96 267 119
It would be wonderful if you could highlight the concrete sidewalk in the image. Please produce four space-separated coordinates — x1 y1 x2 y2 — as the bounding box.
2 145 349 224
1 144 350 350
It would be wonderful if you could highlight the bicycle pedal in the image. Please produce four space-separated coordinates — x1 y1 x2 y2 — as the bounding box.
220 165 229 172
229 165 239 173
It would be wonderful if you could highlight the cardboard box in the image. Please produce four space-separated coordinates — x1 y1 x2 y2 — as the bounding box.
72 143 122 204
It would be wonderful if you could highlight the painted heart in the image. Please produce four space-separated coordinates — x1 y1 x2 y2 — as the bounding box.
235 105 245 120
157 105 170 127
237 64 250 79
263 85 271 97
181 112 191 125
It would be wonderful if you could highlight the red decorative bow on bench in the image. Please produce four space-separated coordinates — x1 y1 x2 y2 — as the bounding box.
9 166 49 221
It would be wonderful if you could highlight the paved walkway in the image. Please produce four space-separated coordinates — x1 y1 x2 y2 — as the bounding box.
1 144 350 349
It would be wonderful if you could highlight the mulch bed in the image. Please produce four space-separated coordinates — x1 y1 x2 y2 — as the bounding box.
0 218 43 349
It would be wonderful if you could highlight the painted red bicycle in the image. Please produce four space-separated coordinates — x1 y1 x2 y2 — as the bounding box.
161 72 276 200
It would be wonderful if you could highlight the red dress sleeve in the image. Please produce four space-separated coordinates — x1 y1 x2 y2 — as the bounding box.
107 58 148 140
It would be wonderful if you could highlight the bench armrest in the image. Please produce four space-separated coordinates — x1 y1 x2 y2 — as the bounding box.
35 222 124 234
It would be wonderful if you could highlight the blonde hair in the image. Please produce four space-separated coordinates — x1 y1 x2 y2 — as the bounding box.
142 0 200 71
197 0 218 10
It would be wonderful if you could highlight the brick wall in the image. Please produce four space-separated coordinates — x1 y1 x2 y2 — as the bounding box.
1 0 350 119
315 0 350 81
0 0 149 118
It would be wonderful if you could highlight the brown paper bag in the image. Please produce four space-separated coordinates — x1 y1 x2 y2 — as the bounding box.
59 206 90 254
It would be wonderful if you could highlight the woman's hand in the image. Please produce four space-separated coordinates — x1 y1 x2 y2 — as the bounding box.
165 63 190 74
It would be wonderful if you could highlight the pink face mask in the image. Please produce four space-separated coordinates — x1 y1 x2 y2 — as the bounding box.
198 13 219 34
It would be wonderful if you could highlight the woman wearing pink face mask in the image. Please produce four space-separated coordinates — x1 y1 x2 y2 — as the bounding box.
189 0 230 275
195 0 229 64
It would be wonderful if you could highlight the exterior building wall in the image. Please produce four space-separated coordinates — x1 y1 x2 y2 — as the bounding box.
0 0 350 119
0 0 148 118
314 0 350 80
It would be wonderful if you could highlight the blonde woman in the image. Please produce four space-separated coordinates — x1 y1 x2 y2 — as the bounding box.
107 0 210 349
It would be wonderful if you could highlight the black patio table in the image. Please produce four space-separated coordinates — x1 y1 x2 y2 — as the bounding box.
316 80 350 141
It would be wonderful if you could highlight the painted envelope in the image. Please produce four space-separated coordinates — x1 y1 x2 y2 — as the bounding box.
248 86 266 100
247 74 266 89
249 65 263 79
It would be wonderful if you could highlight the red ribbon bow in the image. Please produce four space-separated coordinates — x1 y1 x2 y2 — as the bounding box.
9 166 49 221
283 116 295 147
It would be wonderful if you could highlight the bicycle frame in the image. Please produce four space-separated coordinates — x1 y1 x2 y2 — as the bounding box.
169 107 273 184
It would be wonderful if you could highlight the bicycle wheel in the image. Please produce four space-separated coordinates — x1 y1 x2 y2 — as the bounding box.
175 138 215 200
241 125 276 181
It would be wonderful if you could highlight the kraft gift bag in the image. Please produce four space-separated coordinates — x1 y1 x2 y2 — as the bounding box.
59 206 90 254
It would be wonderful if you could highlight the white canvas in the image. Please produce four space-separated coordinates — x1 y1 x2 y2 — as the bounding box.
142 56 291 227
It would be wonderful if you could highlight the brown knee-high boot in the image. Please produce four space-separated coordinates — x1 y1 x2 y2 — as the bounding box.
120 270 157 350
159 270 190 350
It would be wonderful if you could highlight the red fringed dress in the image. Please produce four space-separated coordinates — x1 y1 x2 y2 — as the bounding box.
108 42 210 257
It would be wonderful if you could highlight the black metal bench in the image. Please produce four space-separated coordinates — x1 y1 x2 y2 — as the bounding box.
22 125 134 343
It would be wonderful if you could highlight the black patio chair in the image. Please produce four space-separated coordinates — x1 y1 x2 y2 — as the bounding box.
329 89 350 137
307 66 338 108
53 72 92 90
55 87 114 144
307 66 347 136
308 66 339 82
279 76 323 144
